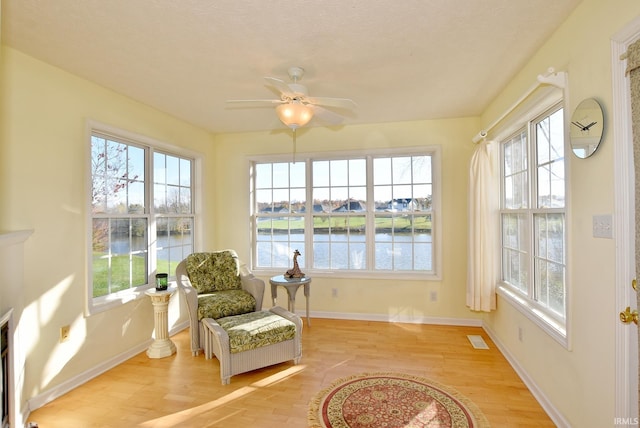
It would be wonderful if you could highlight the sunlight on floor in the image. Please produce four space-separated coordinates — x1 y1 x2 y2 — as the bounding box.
326 359 352 372
138 365 307 427
251 364 307 387
387 307 427 328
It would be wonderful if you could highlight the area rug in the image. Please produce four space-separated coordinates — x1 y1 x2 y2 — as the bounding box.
308 372 490 428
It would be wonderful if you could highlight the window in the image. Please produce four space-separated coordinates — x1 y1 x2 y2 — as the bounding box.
252 148 439 278
500 103 567 340
89 127 195 312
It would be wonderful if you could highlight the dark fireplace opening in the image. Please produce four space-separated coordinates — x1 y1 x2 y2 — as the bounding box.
1 321 8 428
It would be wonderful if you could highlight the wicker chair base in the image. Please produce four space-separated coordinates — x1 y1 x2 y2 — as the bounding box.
202 306 303 385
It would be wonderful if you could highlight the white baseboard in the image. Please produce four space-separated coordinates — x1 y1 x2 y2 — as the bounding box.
27 321 189 412
307 309 483 326
482 323 570 427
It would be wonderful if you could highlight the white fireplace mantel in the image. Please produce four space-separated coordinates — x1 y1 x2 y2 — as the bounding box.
0 229 31 428
0 230 33 247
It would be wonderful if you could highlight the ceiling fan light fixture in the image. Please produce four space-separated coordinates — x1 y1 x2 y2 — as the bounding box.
276 101 313 129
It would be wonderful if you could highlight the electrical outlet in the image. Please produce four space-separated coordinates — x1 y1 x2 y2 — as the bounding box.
518 326 523 342
60 325 70 343
430 291 438 302
593 214 613 239
332 288 338 298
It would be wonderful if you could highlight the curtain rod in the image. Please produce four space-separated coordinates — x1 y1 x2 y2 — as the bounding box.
472 67 567 144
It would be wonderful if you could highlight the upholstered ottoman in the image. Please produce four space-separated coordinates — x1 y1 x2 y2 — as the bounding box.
202 306 302 385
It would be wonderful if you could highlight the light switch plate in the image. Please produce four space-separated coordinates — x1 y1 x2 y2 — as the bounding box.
593 214 613 239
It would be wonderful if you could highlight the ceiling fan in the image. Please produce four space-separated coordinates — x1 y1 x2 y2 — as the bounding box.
226 66 357 131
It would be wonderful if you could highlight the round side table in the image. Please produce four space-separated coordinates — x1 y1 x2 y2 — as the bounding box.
269 275 311 326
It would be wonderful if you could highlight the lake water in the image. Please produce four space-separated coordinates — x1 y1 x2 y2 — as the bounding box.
110 232 433 271
110 234 192 265
257 232 433 271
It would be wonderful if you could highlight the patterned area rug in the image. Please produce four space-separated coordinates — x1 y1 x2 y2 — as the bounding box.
308 372 490 428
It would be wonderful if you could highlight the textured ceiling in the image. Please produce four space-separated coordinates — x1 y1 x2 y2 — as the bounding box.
1 0 581 134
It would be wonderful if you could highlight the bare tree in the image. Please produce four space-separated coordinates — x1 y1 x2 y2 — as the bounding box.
91 138 140 250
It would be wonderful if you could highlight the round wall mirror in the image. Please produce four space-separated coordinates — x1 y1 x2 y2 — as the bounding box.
570 98 604 159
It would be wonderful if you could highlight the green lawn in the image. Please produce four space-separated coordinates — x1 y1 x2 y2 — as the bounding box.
92 253 179 297
257 215 432 232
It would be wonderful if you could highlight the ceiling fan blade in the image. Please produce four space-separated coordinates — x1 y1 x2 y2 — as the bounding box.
264 77 294 97
306 96 357 110
309 105 345 126
226 99 284 108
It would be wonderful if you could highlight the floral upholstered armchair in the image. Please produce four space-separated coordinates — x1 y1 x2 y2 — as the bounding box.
176 250 265 356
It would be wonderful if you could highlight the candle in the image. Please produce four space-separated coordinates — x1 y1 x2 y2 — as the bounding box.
155 273 168 290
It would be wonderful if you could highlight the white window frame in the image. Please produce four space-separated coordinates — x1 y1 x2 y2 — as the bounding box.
496 100 571 348
249 146 442 280
85 121 203 315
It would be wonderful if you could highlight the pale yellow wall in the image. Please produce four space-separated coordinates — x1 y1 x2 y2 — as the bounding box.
2 1 637 425
213 118 479 320
1 43 483 410
482 1 640 427
0 47 215 406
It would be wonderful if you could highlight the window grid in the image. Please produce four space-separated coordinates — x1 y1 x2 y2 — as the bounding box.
253 152 436 275
255 162 306 268
502 131 528 210
153 152 194 276
533 212 566 317
312 158 367 270
500 103 566 326
371 156 433 271
501 211 529 293
90 131 194 301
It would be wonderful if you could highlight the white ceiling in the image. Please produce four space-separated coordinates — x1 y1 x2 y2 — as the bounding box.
1 0 581 134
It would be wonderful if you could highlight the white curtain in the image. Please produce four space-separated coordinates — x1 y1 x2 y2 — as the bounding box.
466 140 498 312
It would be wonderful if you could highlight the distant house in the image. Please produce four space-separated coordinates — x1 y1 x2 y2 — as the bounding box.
299 203 325 213
257 205 289 221
381 198 421 212
260 205 289 214
333 200 366 212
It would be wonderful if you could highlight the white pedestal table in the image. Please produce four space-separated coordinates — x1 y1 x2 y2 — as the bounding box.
145 288 177 358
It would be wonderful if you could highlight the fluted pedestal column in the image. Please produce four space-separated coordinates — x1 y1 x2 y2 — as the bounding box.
145 289 176 358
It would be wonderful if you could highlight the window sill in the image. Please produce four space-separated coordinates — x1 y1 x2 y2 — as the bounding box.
252 268 441 282
86 284 167 316
496 284 569 350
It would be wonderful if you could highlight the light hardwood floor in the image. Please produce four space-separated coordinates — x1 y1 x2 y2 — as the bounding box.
27 318 555 427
